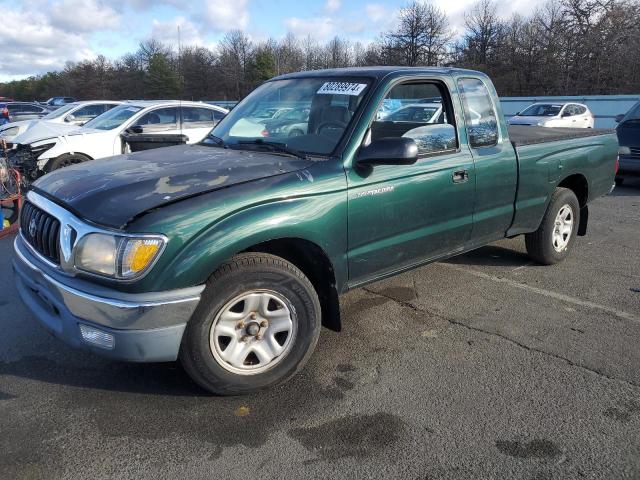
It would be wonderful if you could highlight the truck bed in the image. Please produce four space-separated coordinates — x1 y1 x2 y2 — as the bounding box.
508 125 615 147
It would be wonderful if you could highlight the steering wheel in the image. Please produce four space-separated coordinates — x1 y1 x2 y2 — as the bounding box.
316 120 347 136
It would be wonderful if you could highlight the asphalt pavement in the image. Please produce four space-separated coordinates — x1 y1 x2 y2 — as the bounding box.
1 179 639 479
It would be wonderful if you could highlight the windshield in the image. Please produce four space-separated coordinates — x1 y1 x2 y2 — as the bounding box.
207 77 372 155
622 102 640 121
519 104 562 117
42 103 76 120
83 105 143 130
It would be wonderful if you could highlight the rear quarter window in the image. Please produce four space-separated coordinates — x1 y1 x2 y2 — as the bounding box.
457 78 499 148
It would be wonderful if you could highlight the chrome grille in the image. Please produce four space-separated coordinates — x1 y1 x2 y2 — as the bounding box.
20 201 61 264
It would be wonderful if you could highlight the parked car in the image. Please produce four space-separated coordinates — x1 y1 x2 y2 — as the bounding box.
0 101 121 143
381 103 444 123
1 102 50 125
13 67 617 395
509 102 594 128
40 97 77 110
264 108 310 137
614 101 640 184
9 100 228 174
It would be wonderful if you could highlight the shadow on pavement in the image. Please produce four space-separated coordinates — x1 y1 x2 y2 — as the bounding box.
0 353 208 397
443 244 535 268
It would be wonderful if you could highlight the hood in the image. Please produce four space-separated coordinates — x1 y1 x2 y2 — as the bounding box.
508 116 554 126
11 121 83 145
33 144 314 228
0 119 32 131
616 119 640 148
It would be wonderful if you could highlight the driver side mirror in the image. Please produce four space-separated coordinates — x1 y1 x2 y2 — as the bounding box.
615 114 625 123
356 137 418 167
64 114 75 123
127 125 144 134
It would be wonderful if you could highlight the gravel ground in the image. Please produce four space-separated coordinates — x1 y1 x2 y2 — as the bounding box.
1 178 639 479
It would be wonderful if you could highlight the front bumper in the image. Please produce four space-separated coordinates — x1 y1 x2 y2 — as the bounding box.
13 236 204 362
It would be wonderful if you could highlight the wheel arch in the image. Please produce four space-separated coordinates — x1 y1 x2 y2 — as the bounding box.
44 152 94 172
242 237 342 332
557 173 589 236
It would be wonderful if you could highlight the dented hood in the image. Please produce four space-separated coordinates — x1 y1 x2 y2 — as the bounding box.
33 144 314 228
10 121 83 145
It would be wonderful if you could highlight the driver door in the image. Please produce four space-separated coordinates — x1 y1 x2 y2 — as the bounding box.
346 78 475 285
117 106 181 153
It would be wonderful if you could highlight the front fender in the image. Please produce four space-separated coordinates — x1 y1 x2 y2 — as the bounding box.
155 193 348 291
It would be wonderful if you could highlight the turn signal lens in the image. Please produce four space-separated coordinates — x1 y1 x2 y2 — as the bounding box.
121 238 163 277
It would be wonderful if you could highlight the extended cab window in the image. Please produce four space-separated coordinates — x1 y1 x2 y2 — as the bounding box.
457 78 499 148
371 81 457 156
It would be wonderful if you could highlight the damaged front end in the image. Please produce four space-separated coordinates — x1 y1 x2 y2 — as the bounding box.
6 141 55 181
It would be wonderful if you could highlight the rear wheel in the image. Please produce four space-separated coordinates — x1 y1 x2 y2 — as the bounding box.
180 253 321 395
47 153 91 172
525 187 580 265
615 177 624 186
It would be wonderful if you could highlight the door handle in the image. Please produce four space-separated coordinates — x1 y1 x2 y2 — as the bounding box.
452 169 469 183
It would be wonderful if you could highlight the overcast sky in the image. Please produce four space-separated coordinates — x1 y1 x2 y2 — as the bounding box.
0 0 544 81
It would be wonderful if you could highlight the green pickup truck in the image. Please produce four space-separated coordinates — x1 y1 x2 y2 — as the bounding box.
13 67 618 394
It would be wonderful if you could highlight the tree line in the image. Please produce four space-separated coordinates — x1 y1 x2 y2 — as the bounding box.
1 0 639 101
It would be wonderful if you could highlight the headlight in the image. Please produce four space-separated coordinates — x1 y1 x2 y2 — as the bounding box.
75 233 166 279
0 126 18 137
30 142 56 156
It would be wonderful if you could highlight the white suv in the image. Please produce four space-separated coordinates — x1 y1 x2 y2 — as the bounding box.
0 101 121 143
11 100 228 173
508 103 594 128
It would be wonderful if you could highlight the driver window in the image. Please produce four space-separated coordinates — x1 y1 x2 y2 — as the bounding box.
371 81 457 156
135 107 179 132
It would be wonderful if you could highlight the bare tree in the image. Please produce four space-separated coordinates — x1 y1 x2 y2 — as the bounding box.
384 1 452 66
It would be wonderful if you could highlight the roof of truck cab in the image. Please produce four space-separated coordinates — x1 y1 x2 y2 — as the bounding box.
119 100 228 110
272 66 484 81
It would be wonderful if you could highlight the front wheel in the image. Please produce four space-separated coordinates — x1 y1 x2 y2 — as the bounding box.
179 253 321 395
47 153 91 172
525 187 580 265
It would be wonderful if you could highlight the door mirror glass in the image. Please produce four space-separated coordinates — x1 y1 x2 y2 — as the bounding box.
356 137 418 167
402 123 457 156
65 114 75 123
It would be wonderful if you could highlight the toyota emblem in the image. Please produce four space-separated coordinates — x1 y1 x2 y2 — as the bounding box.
28 218 37 238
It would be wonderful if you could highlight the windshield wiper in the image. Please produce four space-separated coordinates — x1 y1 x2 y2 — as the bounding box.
237 139 308 159
203 134 228 148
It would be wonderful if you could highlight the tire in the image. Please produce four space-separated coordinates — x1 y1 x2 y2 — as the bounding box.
179 253 321 395
47 153 91 172
615 177 624 186
525 187 580 265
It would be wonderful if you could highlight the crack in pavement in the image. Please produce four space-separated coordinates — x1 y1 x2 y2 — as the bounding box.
362 286 640 391
442 263 639 324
